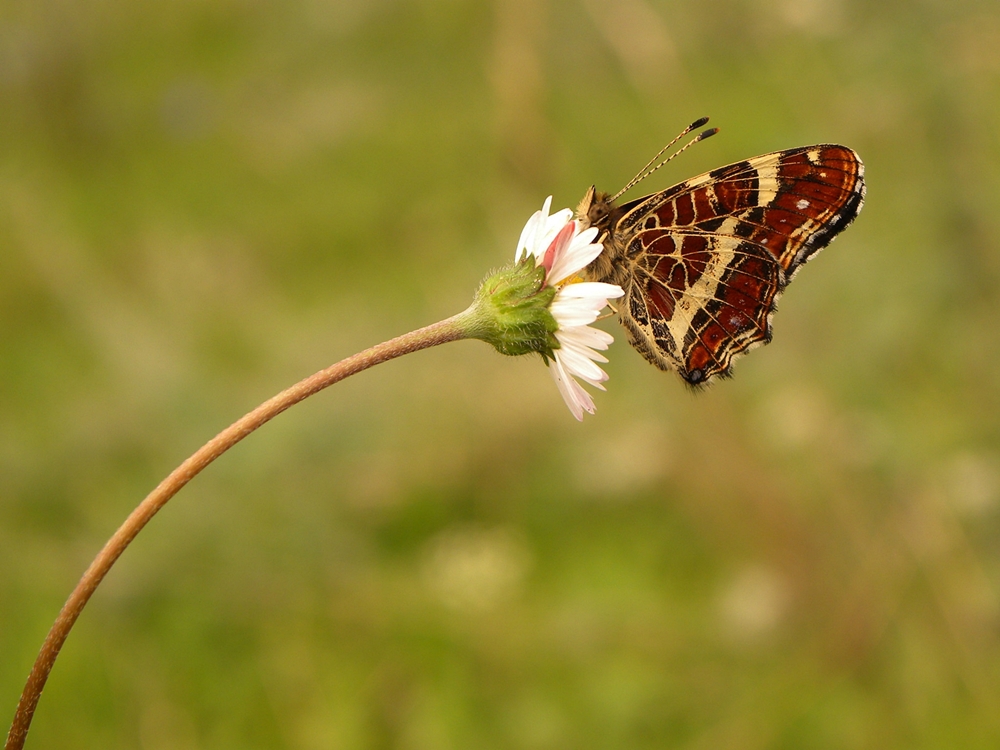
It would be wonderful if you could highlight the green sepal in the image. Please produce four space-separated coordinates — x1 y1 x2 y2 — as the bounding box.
463 257 559 358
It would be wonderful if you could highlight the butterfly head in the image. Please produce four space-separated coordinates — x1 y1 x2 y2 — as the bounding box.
574 186 627 285
575 186 617 233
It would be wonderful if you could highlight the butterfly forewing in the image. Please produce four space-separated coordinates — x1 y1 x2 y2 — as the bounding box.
582 144 865 385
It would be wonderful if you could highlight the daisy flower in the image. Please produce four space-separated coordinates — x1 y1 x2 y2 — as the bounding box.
516 197 625 420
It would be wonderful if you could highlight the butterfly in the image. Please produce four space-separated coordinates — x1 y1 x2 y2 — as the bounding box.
576 118 865 386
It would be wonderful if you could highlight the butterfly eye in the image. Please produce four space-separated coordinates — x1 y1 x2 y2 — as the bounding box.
589 201 610 225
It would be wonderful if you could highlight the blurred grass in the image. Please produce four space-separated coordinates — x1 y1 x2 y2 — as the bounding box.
2 0 1000 748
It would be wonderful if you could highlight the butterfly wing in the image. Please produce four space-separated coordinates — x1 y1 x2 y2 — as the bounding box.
612 145 865 385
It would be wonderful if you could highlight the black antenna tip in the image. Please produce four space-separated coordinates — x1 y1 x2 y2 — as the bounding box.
697 127 719 141
689 116 710 130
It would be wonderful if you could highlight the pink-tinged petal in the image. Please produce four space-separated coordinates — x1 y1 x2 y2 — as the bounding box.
515 197 575 264
539 209 573 251
540 221 576 277
548 247 601 285
551 228 603 281
547 232 602 284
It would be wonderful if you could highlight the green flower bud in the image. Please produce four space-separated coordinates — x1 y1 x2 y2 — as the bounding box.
463 257 559 357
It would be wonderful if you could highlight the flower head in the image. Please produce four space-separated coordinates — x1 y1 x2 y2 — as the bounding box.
465 197 624 419
516 197 625 420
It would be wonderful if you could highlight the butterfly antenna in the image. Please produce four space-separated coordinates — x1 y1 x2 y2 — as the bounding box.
610 118 719 203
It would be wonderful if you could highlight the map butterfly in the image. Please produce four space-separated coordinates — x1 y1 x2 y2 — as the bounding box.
577 118 865 385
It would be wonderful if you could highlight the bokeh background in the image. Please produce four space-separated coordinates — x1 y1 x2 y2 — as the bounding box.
2 0 1000 747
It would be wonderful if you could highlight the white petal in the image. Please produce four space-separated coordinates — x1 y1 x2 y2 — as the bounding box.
549 292 613 326
557 345 609 383
563 344 609 366
557 325 613 356
549 356 595 421
564 368 600 407
574 225 599 246
550 305 599 328
554 340 607 383
549 356 583 420
515 208 544 262
542 208 573 240
568 369 608 391
563 364 608 391
556 282 625 301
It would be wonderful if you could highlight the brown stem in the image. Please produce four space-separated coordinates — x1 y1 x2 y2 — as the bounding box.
5 311 472 750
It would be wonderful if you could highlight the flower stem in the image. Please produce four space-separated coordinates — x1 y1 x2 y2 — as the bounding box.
4 310 473 750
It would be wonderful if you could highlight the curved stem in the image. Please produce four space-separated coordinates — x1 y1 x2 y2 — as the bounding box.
5 310 472 750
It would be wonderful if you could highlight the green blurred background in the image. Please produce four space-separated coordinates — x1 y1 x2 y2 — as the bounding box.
2 0 1000 747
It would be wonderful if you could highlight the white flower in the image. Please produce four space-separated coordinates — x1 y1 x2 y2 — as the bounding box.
517 197 625 420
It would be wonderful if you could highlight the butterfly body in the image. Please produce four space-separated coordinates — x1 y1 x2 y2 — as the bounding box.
577 144 865 385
